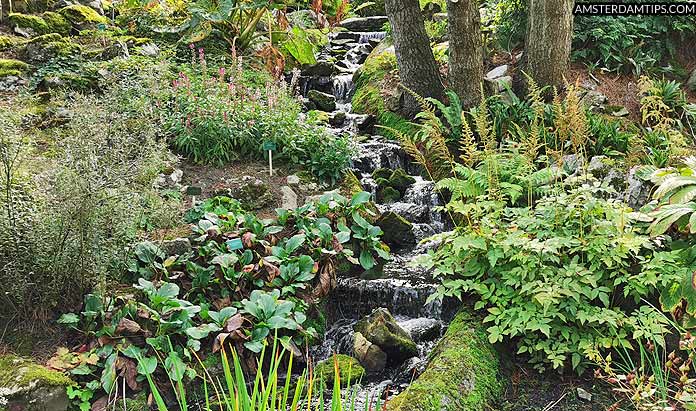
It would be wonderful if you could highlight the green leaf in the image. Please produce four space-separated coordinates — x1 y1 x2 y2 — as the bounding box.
351 191 371 206
359 249 375 270
137 356 158 375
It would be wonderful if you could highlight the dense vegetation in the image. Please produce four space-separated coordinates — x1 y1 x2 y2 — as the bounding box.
1 0 696 410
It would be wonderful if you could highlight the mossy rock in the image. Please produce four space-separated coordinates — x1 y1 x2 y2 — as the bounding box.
355 308 417 364
387 309 503 411
41 11 71 36
307 90 336 112
0 58 30 77
229 176 273 210
307 109 330 124
8 13 50 36
58 5 108 29
376 211 415 248
379 186 401 203
0 355 73 411
352 41 414 136
23 33 81 64
372 167 393 181
0 35 28 51
352 0 385 16
388 168 415 194
314 355 365 387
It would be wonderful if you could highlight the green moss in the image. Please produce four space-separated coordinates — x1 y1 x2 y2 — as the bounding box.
387 310 504 411
0 35 28 51
352 0 385 16
314 355 365 386
42 11 71 35
355 308 417 362
124 393 148 411
372 168 393 181
0 355 73 388
307 109 330 124
379 186 401 203
59 5 108 26
0 59 30 77
8 13 49 34
388 168 416 194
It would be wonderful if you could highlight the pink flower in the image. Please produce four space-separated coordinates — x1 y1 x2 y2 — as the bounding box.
218 67 226 82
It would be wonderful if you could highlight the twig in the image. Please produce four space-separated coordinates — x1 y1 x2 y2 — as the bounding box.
542 392 568 411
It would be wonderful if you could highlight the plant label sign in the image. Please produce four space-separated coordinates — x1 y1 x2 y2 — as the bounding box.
226 238 243 251
263 141 276 176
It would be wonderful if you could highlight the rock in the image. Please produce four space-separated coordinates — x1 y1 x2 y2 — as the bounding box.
587 155 611 177
340 16 389 32
24 33 81 64
486 75 512 93
372 168 393 181
280 186 298 210
8 13 50 37
393 357 427 384
580 79 598 91
386 310 503 411
577 387 592 402
399 318 441 342
485 64 508 80
307 90 336 112
330 111 346 127
138 42 160 57
355 308 418 364
580 89 608 109
332 31 362 42
353 331 387 371
388 168 416 195
161 238 191 256
41 12 71 36
286 174 300 186
378 186 401 203
314 354 365 386
688 68 696 92
58 5 108 30
352 0 385 16
169 169 183 185
230 176 273 210
302 60 335 77
376 211 415 248
559 153 584 176
625 166 653 210
0 355 73 411
101 39 129 59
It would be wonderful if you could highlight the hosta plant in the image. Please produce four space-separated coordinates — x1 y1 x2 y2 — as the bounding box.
644 156 696 236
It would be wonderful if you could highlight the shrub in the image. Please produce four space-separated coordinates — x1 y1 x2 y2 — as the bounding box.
161 53 352 182
420 184 692 373
0 79 177 318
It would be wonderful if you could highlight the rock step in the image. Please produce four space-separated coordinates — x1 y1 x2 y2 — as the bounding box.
339 16 389 32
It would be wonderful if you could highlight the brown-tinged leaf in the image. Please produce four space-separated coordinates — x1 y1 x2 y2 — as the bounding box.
91 396 109 411
312 259 336 299
242 264 255 273
242 232 255 248
213 297 231 311
332 237 343 253
212 333 229 353
264 260 280 281
136 308 150 319
224 314 244 332
116 318 141 335
116 357 140 391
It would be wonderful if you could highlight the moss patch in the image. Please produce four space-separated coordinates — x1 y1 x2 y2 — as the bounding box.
0 59 30 77
0 355 73 389
42 11 71 35
314 354 365 386
8 13 49 35
59 5 108 27
0 35 27 51
352 41 414 137
387 309 504 411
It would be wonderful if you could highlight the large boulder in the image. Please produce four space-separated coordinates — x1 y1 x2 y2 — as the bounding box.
387 310 504 411
376 211 415 248
354 308 417 365
23 33 81 64
0 355 73 411
352 0 385 16
8 13 50 37
229 176 274 210
41 11 71 35
58 5 107 30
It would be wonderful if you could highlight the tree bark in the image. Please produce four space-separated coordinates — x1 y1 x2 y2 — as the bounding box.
524 0 574 93
447 0 483 108
385 0 445 117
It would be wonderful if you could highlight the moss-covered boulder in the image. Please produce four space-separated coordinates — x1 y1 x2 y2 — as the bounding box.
0 35 27 51
229 176 273 210
314 354 365 387
58 5 108 30
379 186 401 203
372 167 393 181
376 211 415 247
23 33 81 64
0 59 30 77
353 331 388 371
352 0 385 16
41 11 71 36
307 89 336 112
388 168 415 195
386 310 504 411
0 355 73 411
8 13 50 36
355 308 418 365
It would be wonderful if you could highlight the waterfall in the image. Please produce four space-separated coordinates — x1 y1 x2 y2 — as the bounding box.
359 31 388 44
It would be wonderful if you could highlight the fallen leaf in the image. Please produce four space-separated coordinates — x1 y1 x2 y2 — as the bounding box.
224 314 244 332
116 318 142 335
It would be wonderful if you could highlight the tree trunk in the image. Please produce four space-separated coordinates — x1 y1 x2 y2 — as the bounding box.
524 0 574 93
385 0 445 117
447 0 483 108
